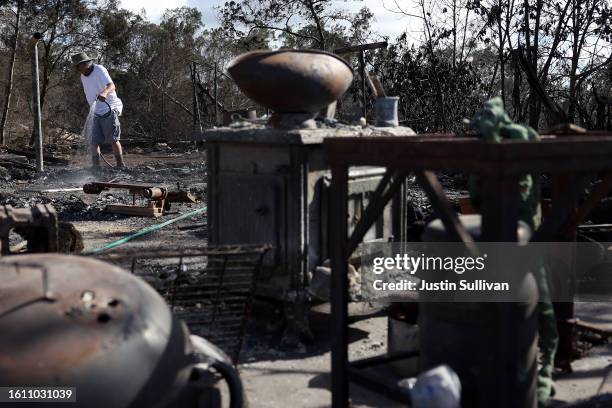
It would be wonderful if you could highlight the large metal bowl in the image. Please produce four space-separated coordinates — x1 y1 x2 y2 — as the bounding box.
227 49 353 114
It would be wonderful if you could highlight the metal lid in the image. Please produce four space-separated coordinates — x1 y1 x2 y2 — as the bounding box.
0 254 193 408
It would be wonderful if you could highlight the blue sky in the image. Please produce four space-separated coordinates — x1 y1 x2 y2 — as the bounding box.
119 0 416 40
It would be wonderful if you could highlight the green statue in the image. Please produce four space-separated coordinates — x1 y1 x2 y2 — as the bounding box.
468 97 557 406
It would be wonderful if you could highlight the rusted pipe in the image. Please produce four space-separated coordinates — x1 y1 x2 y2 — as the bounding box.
143 187 166 200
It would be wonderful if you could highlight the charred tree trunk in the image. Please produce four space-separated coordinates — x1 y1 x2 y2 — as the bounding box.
305 0 326 50
0 2 22 145
512 55 522 121
496 0 505 106
522 0 544 128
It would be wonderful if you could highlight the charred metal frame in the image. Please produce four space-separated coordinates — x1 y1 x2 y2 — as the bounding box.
0 204 58 255
324 131 612 408
83 182 196 217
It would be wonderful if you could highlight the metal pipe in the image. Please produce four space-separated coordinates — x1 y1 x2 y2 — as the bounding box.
143 187 166 199
31 32 43 172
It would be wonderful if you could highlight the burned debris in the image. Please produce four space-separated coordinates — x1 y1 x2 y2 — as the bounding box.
0 0 611 406
83 182 196 217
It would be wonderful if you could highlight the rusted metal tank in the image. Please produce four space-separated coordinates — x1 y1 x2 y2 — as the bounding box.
0 254 246 408
227 49 353 114
420 215 538 408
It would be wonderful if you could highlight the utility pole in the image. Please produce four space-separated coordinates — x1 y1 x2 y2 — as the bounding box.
31 32 43 172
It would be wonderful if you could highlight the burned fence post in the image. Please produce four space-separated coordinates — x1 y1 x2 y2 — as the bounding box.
213 63 218 126
191 62 202 133
358 51 366 118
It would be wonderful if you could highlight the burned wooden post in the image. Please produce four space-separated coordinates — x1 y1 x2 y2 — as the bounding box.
334 41 388 119
213 63 218 126
358 51 366 118
190 62 202 133
194 71 226 124
30 32 43 172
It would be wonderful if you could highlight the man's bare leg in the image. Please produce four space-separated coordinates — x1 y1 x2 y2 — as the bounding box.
111 141 125 168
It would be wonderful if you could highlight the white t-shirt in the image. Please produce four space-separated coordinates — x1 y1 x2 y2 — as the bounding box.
80 64 123 116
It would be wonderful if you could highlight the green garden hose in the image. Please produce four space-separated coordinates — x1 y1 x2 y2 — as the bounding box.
84 206 207 255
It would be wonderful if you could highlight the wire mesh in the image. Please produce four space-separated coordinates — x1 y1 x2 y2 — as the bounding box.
95 244 270 364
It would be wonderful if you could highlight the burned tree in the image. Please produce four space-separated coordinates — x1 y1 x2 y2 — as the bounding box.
0 0 22 145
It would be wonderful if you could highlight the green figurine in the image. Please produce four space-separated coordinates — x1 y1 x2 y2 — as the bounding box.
468 97 557 406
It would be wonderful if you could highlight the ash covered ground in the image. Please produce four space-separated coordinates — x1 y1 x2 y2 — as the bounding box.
0 142 207 252
0 140 469 251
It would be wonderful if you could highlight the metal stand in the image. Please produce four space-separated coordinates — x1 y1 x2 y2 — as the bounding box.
325 131 612 408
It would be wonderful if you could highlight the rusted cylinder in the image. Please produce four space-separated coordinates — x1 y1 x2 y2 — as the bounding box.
419 214 538 408
144 187 166 199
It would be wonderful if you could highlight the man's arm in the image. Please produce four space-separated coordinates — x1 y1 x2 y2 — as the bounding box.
97 82 115 102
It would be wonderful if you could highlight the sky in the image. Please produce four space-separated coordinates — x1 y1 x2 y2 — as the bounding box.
119 0 417 40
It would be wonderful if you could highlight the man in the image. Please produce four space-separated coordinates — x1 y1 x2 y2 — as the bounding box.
71 52 125 168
